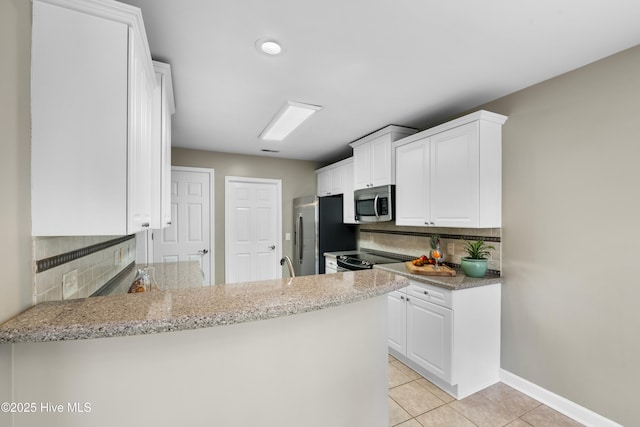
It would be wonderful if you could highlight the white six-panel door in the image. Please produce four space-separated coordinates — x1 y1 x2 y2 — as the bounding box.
225 177 282 284
153 167 213 284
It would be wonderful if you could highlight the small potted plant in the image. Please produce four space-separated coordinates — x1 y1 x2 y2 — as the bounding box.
460 240 495 278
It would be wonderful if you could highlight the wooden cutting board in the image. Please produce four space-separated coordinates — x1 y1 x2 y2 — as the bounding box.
405 261 456 277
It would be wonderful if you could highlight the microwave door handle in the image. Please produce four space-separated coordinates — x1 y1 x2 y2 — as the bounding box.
373 194 380 219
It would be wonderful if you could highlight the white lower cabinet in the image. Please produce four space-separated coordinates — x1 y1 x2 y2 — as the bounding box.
387 290 407 354
388 279 501 399
406 295 453 382
325 256 338 274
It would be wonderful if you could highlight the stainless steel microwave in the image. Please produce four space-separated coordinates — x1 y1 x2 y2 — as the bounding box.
354 185 394 222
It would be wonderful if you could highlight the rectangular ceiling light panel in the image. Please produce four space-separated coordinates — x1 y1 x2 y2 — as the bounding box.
259 101 322 141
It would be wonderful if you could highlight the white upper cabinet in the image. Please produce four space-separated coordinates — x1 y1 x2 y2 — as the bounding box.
350 126 418 190
317 169 332 197
315 158 349 197
127 26 154 233
395 111 507 228
395 139 430 226
150 61 176 229
315 158 357 224
342 159 357 224
31 0 157 236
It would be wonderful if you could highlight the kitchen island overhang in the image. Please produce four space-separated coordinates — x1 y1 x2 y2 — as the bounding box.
0 270 408 427
0 269 408 343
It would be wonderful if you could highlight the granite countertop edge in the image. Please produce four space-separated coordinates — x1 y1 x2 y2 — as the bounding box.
0 270 409 344
374 262 503 290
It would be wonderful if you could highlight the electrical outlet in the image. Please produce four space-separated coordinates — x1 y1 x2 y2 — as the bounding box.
285 233 291 241
447 243 455 256
62 269 78 300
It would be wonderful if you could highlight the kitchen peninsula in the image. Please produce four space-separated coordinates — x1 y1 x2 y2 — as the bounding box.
0 270 408 427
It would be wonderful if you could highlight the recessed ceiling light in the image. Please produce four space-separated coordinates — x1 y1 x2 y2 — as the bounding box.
255 38 285 56
259 101 322 141
261 41 281 55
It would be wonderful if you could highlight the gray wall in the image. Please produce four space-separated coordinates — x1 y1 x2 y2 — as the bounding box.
482 45 640 426
0 0 33 422
172 148 318 284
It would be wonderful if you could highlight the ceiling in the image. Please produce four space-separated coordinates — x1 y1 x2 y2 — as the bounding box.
120 0 640 163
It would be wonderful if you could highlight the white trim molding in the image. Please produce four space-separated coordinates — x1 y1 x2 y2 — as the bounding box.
499 369 623 427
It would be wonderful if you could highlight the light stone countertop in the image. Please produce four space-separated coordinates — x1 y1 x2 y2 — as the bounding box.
0 269 408 344
374 262 503 290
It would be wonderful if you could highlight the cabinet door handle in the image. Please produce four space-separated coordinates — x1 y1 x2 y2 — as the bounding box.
423 290 429 295
400 296 405 300
406 297 410 302
142 222 150 228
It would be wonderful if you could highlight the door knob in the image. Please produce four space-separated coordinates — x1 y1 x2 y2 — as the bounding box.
198 249 209 255
269 245 276 250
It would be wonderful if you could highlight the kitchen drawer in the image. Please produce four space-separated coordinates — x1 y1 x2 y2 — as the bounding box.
407 280 452 309
325 256 337 273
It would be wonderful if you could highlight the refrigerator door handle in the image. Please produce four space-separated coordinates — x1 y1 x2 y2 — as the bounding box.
298 215 304 263
294 215 299 256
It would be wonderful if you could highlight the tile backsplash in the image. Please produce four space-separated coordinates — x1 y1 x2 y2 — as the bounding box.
358 222 501 273
32 236 136 304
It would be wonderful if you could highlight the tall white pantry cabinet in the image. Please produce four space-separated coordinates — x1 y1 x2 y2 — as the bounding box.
31 0 168 236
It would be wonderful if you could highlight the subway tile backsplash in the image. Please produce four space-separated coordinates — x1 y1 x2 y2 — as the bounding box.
32 236 136 304
358 222 501 273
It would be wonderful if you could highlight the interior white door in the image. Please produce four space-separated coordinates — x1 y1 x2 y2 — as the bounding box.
225 177 282 284
153 167 213 284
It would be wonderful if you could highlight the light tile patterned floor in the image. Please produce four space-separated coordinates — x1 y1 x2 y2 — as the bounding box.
388 355 585 427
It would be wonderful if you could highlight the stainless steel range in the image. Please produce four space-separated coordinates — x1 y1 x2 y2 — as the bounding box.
336 252 406 271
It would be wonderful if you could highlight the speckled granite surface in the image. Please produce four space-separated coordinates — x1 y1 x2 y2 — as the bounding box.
0 269 408 344
374 262 502 290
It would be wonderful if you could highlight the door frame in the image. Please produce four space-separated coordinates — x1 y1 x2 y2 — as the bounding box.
144 166 215 284
224 176 282 283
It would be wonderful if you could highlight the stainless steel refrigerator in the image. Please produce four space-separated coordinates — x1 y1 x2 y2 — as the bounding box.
293 195 357 276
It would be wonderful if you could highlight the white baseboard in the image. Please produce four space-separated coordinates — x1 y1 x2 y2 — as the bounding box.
499 369 622 427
